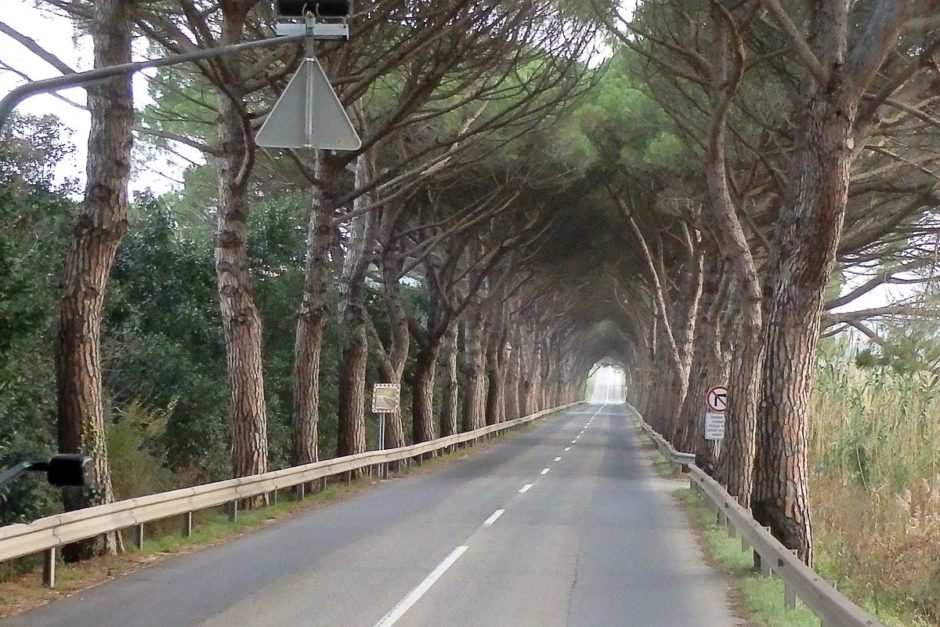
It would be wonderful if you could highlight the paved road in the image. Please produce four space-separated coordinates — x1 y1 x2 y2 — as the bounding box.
7 396 737 626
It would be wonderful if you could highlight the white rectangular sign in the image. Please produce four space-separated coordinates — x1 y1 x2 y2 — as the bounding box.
372 384 401 413
704 412 725 441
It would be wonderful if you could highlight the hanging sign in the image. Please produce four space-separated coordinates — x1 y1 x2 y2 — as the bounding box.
256 57 361 150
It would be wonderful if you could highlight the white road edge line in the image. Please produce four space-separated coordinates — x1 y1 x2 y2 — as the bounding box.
554 456 562 462
483 509 505 527
374 546 469 627
519 483 533 493
541 468 550 475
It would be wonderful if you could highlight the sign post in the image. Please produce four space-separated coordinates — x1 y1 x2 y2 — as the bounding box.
372 383 401 478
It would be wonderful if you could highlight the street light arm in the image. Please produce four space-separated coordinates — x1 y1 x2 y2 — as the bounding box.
0 34 306 131
0 462 40 490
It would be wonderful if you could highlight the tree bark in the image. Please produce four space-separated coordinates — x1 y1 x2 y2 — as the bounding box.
215 87 267 498
336 156 377 459
462 307 487 430
56 0 133 561
675 256 726 460
752 101 853 565
412 344 440 443
484 308 506 425
291 155 341 467
439 324 460 436
377 248 409 450
704 2 766 511
750 0 912 567
504 328 521 421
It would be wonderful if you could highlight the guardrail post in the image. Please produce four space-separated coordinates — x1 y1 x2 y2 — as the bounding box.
271 489 279 506
133 523 145 550
784 581 797 610
182 511 193 538
227 500 238 523
295 483 305 501
42 547 56 588
758 550 772 577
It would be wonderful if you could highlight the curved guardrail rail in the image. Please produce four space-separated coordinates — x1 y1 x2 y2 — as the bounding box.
631 408 881 627
0 402 581 588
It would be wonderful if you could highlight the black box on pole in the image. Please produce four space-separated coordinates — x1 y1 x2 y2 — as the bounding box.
276 1 352 18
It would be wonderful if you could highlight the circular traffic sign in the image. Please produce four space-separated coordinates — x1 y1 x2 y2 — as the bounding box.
706 386 728 413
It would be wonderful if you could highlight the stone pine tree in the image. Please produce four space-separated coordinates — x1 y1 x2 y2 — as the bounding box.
56 0 134 559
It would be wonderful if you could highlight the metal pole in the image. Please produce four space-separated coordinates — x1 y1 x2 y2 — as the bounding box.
0 462 35 489
304 15 316 148
0 35 306 131
379 413 386 478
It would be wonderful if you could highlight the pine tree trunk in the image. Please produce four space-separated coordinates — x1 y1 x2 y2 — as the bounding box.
413 345 439 443
292 154 346 467
704 10 765 509
484 330 503 426
463 314 487 431
752 100 854 564
56 0 133 561
715 297 762 505
336 312 368 458
439 325 460 436
372 247 409 453
215 89 267 501
336 158 376 460
678 259 731 472
505 343 521 421
518 337 535 416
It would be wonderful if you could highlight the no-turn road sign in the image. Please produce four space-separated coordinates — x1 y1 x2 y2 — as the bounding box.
705 386 728 413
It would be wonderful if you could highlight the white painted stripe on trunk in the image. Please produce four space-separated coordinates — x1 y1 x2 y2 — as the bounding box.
519 483 533 493
374 546 468 627
483 509 505 527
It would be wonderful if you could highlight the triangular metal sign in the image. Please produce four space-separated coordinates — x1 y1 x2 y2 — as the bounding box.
257 57 361 151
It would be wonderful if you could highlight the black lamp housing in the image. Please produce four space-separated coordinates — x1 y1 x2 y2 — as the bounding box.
44 454 93 487
276 1 352 18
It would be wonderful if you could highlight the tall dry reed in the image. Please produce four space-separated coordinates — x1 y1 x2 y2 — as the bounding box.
810 360 940 624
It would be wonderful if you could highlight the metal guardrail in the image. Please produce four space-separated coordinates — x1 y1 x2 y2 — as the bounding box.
0 402 581 588
631 409 881 627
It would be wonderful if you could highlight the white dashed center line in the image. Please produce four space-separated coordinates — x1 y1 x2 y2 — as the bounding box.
564 447 571 452
374 546 468 627
540 468 550 475
482 509 505 527
519 483 533 493
554 456 562 462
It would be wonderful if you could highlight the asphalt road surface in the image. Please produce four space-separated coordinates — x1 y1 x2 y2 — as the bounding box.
7 388 738 626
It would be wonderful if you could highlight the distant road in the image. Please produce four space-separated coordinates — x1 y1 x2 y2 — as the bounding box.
589 371 624 404
7 381 737 626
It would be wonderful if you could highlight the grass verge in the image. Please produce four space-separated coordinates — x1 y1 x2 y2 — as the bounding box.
634 421 930 627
